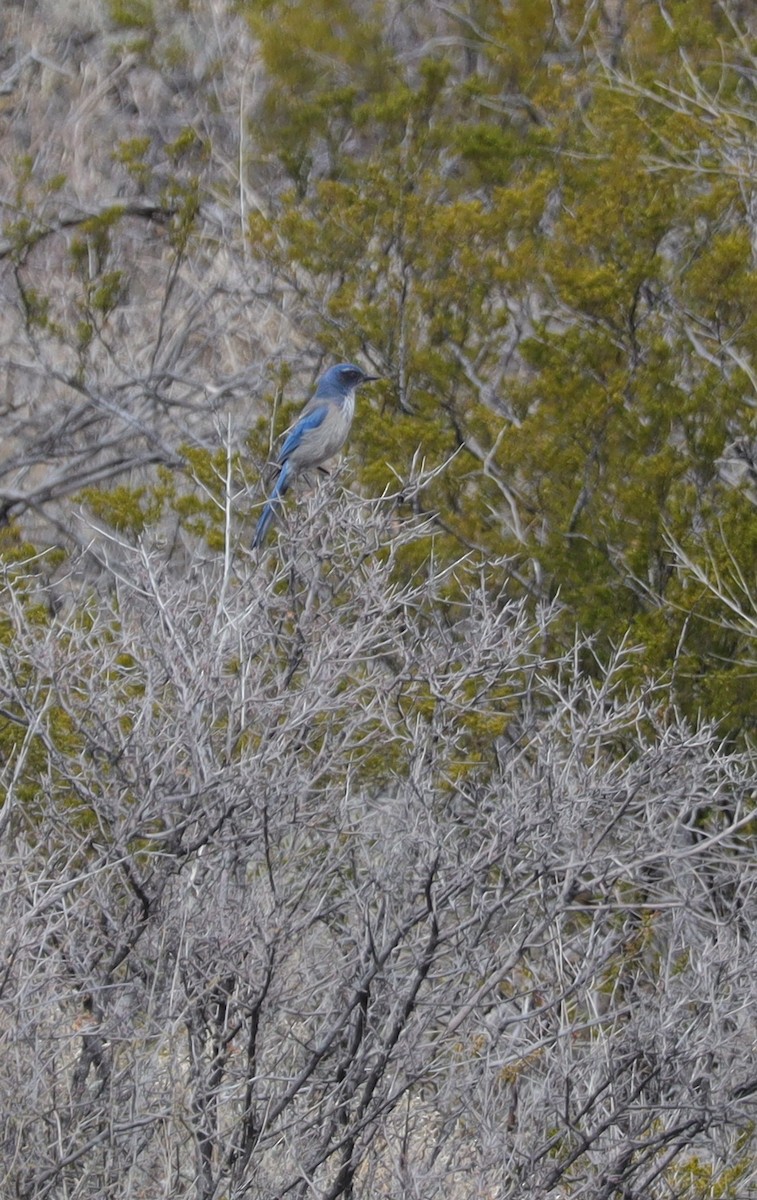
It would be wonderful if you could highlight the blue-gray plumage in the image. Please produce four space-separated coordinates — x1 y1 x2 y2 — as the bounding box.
252 363 378 548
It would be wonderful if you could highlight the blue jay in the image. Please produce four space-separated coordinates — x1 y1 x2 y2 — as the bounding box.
252 363 378 548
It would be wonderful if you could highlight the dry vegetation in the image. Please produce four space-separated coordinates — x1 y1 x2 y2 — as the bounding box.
1 2 756 1198
1 0 301 552
2 488 757 1198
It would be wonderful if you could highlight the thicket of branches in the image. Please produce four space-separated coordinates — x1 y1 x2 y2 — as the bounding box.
1 2 757 1197
1 486 756 1199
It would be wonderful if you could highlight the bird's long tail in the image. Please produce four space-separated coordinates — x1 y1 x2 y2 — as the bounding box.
252 461 291 549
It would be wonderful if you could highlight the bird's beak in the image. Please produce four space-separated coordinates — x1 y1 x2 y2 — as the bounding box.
363 374 380 382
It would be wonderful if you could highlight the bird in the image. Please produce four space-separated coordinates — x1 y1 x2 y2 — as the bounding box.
252 362 378 549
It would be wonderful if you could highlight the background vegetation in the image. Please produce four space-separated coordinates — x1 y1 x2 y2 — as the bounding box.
1 1 756 1196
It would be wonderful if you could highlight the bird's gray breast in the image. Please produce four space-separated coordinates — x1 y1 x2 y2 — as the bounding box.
291 391 355 469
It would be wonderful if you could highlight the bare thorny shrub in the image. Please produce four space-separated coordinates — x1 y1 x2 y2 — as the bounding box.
0 480 755 1200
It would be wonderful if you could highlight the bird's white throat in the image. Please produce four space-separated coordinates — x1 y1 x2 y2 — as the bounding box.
342 390 356 424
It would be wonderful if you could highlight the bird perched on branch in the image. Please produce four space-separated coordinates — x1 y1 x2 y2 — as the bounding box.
252 362 378 549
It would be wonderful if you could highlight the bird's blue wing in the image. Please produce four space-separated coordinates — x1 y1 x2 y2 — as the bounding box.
278 404 328 463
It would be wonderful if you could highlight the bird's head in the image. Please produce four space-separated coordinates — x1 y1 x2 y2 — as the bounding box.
316 363 379 399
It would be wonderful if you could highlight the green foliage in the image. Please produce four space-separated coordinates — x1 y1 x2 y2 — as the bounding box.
107 0 156 32
3 157 71 264
243 0 393 190
113 137 153 187
669 1146 756 1199
78 484 164 536
241 0 757 735
160 177 201 251
166 126 208 166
